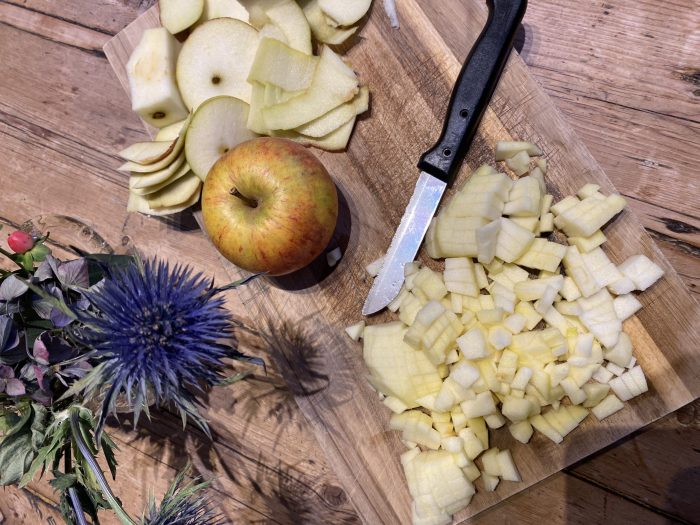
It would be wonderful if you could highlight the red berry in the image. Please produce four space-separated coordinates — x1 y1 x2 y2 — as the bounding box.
7 231 34 254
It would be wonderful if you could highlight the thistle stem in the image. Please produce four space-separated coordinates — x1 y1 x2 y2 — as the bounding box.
69 409 138 525
65 443 89 525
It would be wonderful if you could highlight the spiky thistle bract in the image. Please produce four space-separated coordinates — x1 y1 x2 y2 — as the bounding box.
75 259 240 439
141 469 223 525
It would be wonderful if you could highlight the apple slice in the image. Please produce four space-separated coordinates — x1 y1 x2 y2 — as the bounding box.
275 116 356 151
244 0 312 54
259 23 288 44
248 37 318 92
129 161 192 195
199 0 249 23
127 188 200 216
318 0 372 26
262 46 358 130
155 118 188 141
160 0 204 34
296 86 368 138
185 96 258 180
176 18 260 108
128 153 187 188
302 0 358 45
118 139 177 165
146 172 202 208
126 28 189 127
118 114 192 173
247 82 268 134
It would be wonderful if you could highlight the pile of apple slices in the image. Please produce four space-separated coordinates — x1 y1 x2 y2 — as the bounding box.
121 0 372 215
350 142 665 525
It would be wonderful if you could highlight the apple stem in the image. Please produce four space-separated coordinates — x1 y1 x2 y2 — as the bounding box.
230 188 258 209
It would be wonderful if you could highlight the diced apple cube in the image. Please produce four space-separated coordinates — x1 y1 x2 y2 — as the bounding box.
604 332 633 368
414 268 449 301
538 213 554 234
450 361 481 389
476 308 505 325
481 473 500 492
505 150 531 176
345 320 365 341
563 246 601 298
608 276 636 296
496 449 521 482
365 255 385 277
613 294 643 321
480 447 501 477
618 255 665 291
458 428 485 460
383 396 410 414
467 417 489 449
496 218 536 263
577 183 601 199
511 216 540 233
457 327 490 360
501 396 532 422
592 365 614 384
443 257 479 298
462 462 481 482
608 376 635 401
629 365 649 394
583 248 624 288
568 231 607 255
495 140 542 161
504 177 541 217
529 414 563 443
441 435 464 453
515 301 543 330
509 420 534 444
435 216 488 258
582 383 611 408
577 289 622 348
476 220 502 265
503 313 528 335
591 394 625 420
461 392 497 419
560 377 586 405
485 412 506 429
489 325 513 351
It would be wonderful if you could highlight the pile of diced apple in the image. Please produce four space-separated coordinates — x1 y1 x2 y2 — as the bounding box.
349 141 665 525
120 0 372 215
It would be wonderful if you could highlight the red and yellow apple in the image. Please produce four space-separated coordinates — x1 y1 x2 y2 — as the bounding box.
201 137 338 275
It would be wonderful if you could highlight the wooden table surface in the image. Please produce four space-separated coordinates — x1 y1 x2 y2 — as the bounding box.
1 1 698 523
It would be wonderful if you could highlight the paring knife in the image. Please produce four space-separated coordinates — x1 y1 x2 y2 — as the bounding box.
363 0 528 316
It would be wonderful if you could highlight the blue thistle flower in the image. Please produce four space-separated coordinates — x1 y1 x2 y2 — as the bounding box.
141 469 223 525
76 259 240 439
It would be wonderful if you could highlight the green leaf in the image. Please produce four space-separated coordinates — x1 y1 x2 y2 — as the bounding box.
101 433 119 481
214 272 262 293
15 276 78 321
217 371 251 386
50 472 78 491
30 243 51 262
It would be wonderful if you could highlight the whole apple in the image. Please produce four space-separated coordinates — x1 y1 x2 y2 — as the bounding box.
202 137 339 276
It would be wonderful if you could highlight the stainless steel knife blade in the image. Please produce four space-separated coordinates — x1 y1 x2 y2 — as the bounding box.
362 0 527 315
362 172 446 315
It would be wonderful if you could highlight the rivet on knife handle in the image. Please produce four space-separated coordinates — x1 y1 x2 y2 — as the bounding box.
418 0 528 185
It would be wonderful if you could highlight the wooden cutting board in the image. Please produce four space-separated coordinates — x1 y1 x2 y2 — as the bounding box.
104 2 700 523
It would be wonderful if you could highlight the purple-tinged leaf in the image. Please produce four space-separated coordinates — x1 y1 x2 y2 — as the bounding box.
33 260 54 281
0 316 19 353
50 307 74 328
31 389 52 406
0 365 13 379
33 365 46 391
5 378 25 396
56 259 90 289
0 275 28 301
33 337 50 365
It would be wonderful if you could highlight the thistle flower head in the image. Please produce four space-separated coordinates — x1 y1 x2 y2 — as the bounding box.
78 259 235 437
141 470 223 525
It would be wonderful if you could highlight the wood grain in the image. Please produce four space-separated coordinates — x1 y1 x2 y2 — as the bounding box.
1 0 698 523
103 1 700 523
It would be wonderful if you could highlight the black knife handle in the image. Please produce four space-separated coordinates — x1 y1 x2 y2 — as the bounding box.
418 0 527 185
